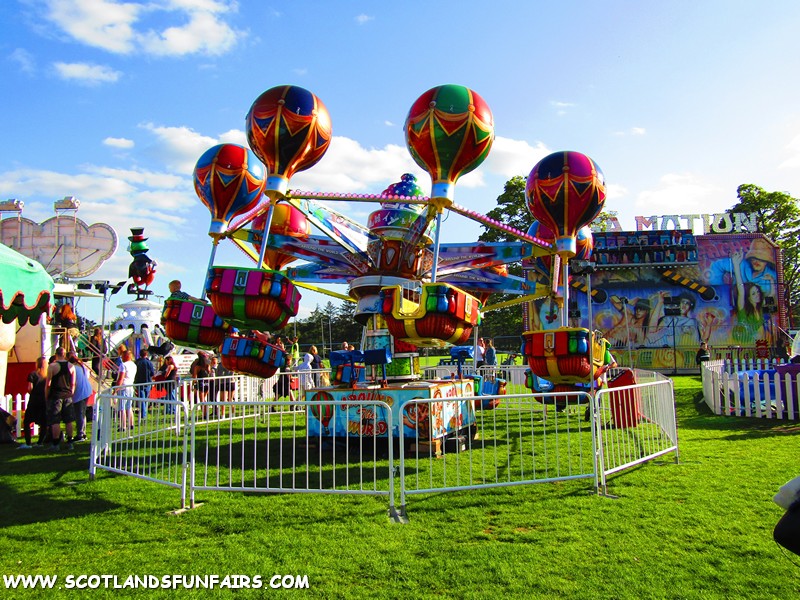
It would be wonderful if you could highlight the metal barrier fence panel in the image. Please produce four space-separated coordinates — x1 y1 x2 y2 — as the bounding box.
188 400 395 512
90 388 190 507
595 379 678 485
398 391 599 512
88 370 680 519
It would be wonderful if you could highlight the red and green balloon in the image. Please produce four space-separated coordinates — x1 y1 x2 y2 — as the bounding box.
404 85 494 204
525 151 605 257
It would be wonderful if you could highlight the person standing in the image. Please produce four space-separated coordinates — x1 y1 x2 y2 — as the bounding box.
190 352 212 419
134 349 155 420
89 327 107 377
484 339 497 367
289 336 301 368
310 345 323 386
115 350 137 431
475 338 486 369
695 342 711 366
160 356 179 414
214 356 236 418
296 352 314 391
19 357 48 449
69 352 93 442
44 347 76 450
59 303 80 340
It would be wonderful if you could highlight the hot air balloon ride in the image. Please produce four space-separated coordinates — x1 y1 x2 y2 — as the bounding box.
159 82 565 446
522 151 609 388
162 143 265 349
373 85 495 347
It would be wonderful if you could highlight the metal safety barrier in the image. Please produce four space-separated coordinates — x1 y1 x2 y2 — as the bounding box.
88 371 679 519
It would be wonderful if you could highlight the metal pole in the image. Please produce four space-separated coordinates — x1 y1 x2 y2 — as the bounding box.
673 319 678 375
200 241 219 301
561 258 569 327
622 299 632 368
430 212 443 283
256 201 277 268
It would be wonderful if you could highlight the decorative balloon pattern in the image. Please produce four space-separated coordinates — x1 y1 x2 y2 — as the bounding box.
193 144 265 238
574 225 594 262
525 151 606 257
405 85 494 204
246 85 332 199
251 202 312 270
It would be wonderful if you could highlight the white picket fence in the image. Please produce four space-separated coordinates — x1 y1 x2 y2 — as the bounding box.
701 360 800 419
1 393 33 439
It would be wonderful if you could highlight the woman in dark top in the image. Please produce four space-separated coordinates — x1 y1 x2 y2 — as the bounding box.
191 352 212 418
20 357 48 448
89 327 107 376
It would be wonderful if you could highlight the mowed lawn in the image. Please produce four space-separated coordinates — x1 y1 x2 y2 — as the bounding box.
1 376 798 599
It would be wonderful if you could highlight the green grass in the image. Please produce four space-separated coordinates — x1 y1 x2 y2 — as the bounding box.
2 376 799 599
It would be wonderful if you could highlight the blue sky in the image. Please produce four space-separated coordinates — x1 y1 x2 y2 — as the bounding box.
1 0 799 323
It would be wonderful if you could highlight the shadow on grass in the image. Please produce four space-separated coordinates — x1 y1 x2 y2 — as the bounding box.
0 479 119 529
679 390 800 439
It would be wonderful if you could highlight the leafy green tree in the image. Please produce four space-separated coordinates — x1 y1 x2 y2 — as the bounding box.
728 184 800 328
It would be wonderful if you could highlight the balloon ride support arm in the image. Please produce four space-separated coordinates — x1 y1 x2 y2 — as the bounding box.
256 201 277 268
449 202 553 249
430 211 443 283
200 239 220 301
293 280 356 303
482 291 552 313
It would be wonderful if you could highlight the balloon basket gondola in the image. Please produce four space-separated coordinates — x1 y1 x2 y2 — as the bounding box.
521 327 605 385
219 335 288 379
380 282 481 347
161 298 230 350
206 266 301 330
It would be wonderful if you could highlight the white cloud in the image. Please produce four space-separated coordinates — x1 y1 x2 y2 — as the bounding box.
293 67 308 76
138 6 240 56
103 137 135 149
613 127 647 137
384 120 394 127
53 61 121 83
43 0 243 57
633 173 725 216
355 14 374 25
139 123 219 173
778 132 800 170
9 48 36 73
45 0 142 53
481 136 550 179
605 182 628 201
290 137 423 193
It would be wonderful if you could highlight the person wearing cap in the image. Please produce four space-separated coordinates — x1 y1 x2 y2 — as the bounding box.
608 295 658 347
709 238 777 298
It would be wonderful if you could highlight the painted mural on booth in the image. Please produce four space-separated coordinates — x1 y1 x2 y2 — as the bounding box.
533 232 784 370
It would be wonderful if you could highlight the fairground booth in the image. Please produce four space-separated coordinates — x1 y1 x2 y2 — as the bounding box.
546 212 787 373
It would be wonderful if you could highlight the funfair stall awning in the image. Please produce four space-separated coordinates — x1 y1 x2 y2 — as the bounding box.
0 243 54 325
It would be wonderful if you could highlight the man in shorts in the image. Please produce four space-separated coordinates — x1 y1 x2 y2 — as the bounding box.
44 347 76 451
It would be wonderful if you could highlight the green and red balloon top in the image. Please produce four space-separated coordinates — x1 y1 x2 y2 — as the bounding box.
404 85 494 205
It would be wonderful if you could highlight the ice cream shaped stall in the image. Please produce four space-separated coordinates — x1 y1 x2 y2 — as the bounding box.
160 84 592 449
